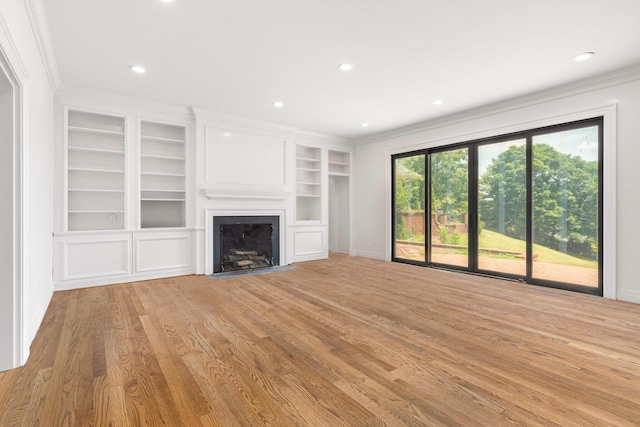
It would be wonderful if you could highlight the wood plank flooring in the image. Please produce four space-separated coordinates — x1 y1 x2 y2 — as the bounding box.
1 254 640 426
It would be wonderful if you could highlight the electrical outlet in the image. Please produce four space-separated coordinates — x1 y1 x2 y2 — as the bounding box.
109 214 117 223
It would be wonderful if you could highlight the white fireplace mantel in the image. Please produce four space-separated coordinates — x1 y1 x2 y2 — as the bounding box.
201 185 290 200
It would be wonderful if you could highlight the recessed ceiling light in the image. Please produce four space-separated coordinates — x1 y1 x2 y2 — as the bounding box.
129 65 146 74
273 101 284 108
361 122 369 128
223 132 231 137
574 52 595 62
432 99 443 106
338 63 353 72
159 0 175 3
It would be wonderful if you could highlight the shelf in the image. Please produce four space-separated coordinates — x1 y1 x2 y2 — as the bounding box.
68 188 125 193
140 121 187 229
68 167 125 174
141 172 186 177
68 210 124 214
141 154 185 161
67 110 127 232
68 125 124 137
141 135 185 144
295 144 322 223
328 150 350 176
68 146 124 155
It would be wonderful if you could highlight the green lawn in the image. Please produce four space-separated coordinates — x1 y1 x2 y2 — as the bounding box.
449 229 598 269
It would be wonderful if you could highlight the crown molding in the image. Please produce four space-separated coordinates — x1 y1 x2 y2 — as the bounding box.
357 63 640 146
57 83 194 121
23 0 61 91
191 106 354 145
0 8 28 85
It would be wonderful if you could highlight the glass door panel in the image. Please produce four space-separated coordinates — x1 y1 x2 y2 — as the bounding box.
531 126 600 288
394 154 426 262
430 148 469 268
477 139 527 276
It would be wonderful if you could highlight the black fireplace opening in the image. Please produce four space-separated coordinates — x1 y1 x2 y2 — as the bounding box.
213 216 280 273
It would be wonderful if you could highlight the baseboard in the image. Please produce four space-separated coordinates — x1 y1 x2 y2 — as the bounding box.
354 250 386 260
54 269 194 292
616 289 640 304
26 286 54 364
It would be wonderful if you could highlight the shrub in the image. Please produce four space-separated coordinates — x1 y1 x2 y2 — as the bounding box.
450 229 461 245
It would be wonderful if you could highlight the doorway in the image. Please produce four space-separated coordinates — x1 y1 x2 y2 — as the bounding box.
329 175 350 254
0 48 22 372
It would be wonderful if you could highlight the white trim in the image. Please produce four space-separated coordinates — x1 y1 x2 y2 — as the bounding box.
354 250 385 260
0 13 29 368
202 187 290 200
23 0 61 91
617 290 640 305
192 106 354 143
61 238 131 281
385 104 617 299
57 84 193 122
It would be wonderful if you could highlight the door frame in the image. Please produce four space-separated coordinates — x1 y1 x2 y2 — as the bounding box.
386 105 617 299
0 28 27 370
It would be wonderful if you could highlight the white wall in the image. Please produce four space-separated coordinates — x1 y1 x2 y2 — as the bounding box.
354 68 640 303
0 0 55 366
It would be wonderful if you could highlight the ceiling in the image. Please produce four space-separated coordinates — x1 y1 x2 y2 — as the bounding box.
42 0 640 140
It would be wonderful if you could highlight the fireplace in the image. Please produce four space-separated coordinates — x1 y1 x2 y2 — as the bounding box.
213 216 280 273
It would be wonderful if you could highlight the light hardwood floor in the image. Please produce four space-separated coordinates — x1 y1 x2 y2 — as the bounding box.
1 254 639 426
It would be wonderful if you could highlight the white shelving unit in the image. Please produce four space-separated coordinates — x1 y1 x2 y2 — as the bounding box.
328 150 350 176
295 144 321 222
67 110 126 231
140 121 186 228
328 149 351 255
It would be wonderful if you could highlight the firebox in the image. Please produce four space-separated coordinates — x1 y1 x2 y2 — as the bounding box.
213 216 280 273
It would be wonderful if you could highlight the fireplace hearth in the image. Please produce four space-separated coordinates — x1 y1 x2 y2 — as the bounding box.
213 216 280 273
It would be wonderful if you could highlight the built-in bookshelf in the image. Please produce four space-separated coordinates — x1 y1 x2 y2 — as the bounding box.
295 144 321 222
67 110 126 231
140 121 186 228
328 150 350 176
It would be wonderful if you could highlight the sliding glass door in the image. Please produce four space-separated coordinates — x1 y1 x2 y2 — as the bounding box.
430 148 469 268
530 125 600 288
393 153 426 263
477 139 527 277
392 118 602 295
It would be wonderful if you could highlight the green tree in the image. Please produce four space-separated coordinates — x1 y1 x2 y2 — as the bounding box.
479 143 598 258
478 145 526 239
431 149 468 221
395 155 425 211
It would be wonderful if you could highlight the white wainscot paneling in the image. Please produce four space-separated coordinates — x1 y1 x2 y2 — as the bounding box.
290 226 328 262
134 232 192 274
205 126 286 190
61 235 131 281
